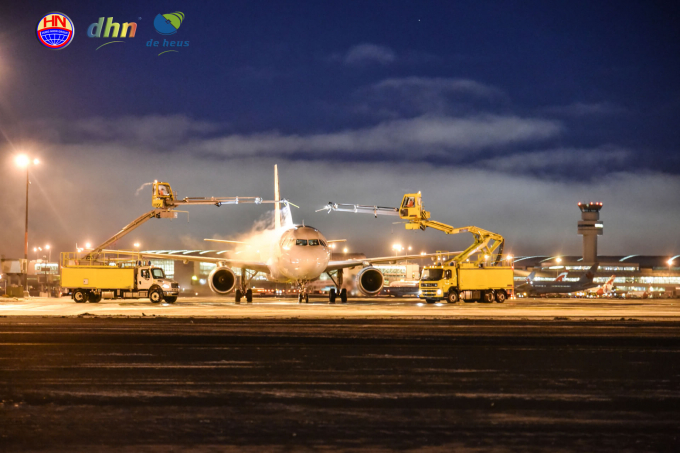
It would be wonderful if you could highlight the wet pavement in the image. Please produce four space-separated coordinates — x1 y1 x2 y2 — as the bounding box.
1 295 679 320
0 317 678 452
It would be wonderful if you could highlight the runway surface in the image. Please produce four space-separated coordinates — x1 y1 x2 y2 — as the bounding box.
1 295 679 319
0 317 679 452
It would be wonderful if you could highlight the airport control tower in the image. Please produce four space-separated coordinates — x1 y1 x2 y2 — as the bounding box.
577 202 603 262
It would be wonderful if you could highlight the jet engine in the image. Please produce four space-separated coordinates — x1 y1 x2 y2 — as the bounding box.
356 266 384 296
208 267 237 295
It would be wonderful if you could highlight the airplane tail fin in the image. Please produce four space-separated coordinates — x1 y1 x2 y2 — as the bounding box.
525 270 536 284
605 275 615 289
580 263 599 283
274 164 281 230
555 271 568 282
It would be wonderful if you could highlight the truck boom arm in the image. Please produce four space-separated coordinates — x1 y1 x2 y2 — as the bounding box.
319 193 505 266
86 181 287 259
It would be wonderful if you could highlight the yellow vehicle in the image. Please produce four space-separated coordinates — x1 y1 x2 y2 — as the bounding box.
60 251 179 304
320 192 514 303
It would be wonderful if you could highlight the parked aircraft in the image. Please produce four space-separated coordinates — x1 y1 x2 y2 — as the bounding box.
517 263 599 296
140 166 435 304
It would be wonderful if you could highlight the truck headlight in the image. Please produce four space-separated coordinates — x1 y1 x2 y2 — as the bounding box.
436 289 442 295
162 284 170 289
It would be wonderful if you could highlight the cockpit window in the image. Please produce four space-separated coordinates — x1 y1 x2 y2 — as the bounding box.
319 240 327 247
308 239 320 246
296 239 308 246
402 197 415 208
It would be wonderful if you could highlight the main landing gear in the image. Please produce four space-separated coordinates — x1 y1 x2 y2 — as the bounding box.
235 268 256 304
326 269 347 304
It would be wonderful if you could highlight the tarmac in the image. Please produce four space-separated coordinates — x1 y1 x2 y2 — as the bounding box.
1 294 679 319
2 296 679 451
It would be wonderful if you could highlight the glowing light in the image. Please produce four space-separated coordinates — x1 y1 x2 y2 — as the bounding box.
420 252 426 256
133 243 140 248
343 247 348 253
669 259 675 266
15 155 30 167
33 247 37 252
191 275 198 281
556 257 562 263
408 246 412 251
85 242 91 249
33 158 40 165
45 245 50 250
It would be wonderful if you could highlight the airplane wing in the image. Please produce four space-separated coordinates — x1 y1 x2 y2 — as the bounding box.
118 250 271 274
204 238 247 245
325 253 448 272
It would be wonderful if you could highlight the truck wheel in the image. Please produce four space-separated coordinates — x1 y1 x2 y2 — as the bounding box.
495 290 507 303
235 289 242 304
446 289 459 304
89 293 102 303
164 296 177 304
73 289 87 303
479 291 493 303
246 288 253 303
329 288 336 304
340 288 348 303
149 288 163 304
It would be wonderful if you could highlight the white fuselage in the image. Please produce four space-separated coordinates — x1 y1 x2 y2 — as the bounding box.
266 225 331 282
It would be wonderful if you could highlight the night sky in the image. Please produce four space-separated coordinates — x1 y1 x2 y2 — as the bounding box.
1 1 679 259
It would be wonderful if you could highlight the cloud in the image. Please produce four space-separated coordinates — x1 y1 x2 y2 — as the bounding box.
1 146 678 259
353 77 508 117
193 115 562 159
338 43 397 65
478 146 633 178
371 77 505 99
541 102 627 117
29 115 222 147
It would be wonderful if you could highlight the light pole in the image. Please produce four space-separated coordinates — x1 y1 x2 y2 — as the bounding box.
16 155 39 291
45 245 51 262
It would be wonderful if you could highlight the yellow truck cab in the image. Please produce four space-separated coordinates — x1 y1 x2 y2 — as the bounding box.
419 260 514 304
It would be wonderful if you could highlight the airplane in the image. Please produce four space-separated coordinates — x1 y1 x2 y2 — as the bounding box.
517 263 599 296
624 285 651 299
585 275 616 297
138 166 437 304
